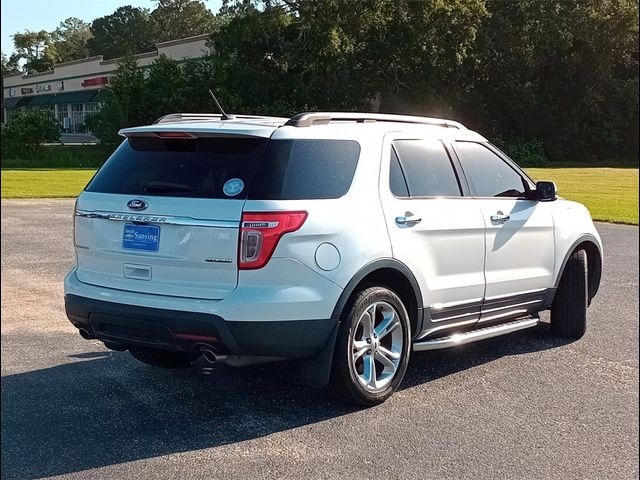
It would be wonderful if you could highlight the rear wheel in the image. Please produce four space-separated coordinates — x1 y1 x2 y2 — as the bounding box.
551 249 588 339
328 286 411 406
129 346 201 369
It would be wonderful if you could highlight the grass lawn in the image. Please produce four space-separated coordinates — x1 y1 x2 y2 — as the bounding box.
527 168 638 225
1 169 96 199
1 167 638 225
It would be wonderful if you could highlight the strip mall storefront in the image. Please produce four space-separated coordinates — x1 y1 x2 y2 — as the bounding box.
3 83 108 133
2 34 210 138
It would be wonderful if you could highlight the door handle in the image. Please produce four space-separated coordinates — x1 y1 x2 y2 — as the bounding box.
396 212 422 226
490 211 510 223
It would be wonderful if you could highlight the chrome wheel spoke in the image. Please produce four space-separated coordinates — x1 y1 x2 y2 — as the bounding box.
361 306 375 339
362 353 377 389
375 349 396 373
378 345 400 361
374 310 399 340
352 345 369 362
353 339 368 351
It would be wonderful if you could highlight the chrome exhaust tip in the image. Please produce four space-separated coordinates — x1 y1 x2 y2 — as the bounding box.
78 328 93 340
203 350 218 364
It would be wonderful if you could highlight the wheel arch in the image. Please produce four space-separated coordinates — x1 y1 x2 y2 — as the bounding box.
331 259 424 339
555 234 602 305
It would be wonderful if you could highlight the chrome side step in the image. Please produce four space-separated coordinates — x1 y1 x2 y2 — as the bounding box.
413 317 539 351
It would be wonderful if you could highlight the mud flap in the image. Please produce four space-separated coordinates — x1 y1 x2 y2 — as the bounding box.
299 321 339 388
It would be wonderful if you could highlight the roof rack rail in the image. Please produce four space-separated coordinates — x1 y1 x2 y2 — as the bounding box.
285 112 466 129
153 113 281 124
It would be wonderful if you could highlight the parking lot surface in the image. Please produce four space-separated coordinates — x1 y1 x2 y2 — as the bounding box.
1 199 638 479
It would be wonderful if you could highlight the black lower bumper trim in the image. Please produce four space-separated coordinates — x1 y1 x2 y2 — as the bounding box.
64 294 337 359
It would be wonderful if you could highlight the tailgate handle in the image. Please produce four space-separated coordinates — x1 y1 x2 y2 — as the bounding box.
124 263 152 281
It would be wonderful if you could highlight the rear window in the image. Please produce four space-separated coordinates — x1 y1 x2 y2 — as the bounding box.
86 137 360 200
248 139 360 200
86 137 267 199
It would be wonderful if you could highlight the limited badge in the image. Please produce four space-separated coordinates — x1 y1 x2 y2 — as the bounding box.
223 178 244 197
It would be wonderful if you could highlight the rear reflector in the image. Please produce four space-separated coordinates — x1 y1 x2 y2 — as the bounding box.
239 211 308 269
174 332 218 342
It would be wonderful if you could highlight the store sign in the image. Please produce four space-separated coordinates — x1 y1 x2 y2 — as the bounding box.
21 87 33 94
81 76 109 87
35 84 52 92
57 81 64 91
9 89 16 97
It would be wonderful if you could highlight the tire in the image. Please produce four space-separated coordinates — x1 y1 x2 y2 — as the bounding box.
129 346 201 369
328 286 411 406
551 249 588 339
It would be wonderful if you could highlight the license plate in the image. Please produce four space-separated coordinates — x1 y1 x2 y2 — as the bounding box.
123 224 160 252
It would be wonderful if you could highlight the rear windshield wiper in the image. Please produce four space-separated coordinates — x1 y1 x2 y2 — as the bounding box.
140 181 195 193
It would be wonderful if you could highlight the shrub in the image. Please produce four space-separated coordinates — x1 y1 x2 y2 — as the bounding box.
1 109 61 159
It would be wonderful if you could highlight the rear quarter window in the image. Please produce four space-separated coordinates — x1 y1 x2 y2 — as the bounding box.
248 139 360 200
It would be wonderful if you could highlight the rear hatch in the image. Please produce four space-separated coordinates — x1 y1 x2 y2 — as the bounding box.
74 132 270 300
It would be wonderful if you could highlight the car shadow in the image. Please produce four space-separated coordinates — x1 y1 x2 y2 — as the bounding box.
1 325 572 479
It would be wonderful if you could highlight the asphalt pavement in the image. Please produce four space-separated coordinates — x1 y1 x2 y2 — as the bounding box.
1 199 638 479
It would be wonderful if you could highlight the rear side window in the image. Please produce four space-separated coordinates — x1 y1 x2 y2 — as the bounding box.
248 140 360 200
86 137 267 199
454 142 527 197
392 140 461 197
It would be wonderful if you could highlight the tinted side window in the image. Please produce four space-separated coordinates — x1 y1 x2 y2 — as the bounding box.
455 142 526 197
86 137 267 199
392 140 461 197
249 140 360 200
389 148 409 197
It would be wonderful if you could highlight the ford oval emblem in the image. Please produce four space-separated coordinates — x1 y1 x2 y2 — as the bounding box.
127 199 148 211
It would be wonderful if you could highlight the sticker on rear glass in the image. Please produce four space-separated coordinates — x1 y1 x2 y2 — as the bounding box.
223 178 244 197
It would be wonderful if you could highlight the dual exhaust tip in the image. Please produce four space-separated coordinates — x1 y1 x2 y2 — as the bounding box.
78 328 222 363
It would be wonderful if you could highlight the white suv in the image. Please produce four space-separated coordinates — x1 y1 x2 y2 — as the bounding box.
64 112 603 406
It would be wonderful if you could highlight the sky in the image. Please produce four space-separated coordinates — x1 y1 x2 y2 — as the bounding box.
1 0 223 55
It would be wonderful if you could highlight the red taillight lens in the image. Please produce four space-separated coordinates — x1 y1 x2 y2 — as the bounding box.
239 211 308 269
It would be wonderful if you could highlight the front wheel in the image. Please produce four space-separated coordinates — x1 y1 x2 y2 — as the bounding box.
551 249 588 339
328 287 411 406
129 346 201 369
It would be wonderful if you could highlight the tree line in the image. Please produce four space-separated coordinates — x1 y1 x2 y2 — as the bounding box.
4 0 640 164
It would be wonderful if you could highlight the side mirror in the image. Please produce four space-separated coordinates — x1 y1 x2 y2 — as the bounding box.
536 181 557 202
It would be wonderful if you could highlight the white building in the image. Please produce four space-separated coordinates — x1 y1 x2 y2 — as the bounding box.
2 34 210 134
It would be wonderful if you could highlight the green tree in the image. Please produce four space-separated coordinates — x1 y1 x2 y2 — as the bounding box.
143 54 188 119
1 52 20 75
208 0 487 114
1 52 22 94
87 6 157 59
12 30 54 73
46 18 92 64
465 0 639 163
152 0 218 42
85 55 147 145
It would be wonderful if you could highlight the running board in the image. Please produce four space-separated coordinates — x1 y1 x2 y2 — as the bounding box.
413 317 539 351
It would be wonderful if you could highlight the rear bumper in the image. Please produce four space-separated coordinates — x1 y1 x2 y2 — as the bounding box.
65 293 337 358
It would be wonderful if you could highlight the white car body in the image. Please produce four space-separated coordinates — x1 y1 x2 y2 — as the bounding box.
64 112 603 387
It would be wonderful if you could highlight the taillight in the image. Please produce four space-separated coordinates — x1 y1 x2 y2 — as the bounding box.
239 211 308 269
